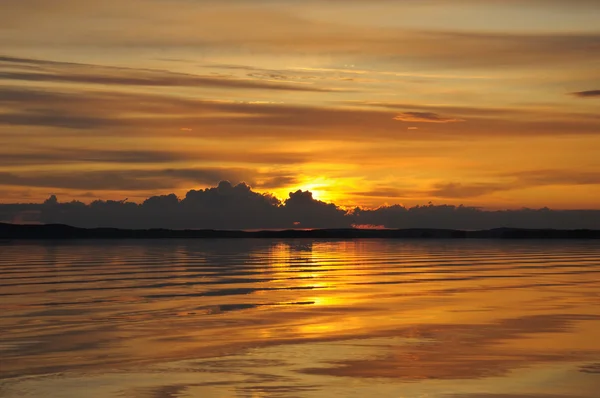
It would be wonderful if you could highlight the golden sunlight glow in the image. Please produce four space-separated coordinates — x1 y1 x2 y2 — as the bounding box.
298 184 325 201
269 176 349 204
0 0 599 210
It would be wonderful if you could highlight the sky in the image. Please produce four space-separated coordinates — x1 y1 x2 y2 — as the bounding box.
1 0 599 210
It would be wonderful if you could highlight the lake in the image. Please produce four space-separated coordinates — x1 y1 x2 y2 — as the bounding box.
1 239 599 398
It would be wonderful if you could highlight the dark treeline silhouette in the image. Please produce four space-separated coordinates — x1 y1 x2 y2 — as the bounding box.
2 223 599 240
1 181 600 230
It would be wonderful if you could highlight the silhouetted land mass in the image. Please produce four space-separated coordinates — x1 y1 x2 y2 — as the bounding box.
1 223 598 240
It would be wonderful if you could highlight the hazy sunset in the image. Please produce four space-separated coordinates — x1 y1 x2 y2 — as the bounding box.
2 0 599 210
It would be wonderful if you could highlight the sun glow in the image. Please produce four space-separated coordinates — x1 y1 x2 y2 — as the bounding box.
298 183 326 201
268 176 342 204
299 175 359 203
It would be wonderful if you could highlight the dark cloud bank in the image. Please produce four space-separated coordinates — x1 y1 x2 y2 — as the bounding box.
2 181 599 230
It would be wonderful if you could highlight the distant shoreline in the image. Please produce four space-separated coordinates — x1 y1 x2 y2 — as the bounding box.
1 223 599 240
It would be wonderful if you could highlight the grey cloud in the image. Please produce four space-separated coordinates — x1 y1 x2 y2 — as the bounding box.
0 86 66 103
0 148 310 167
0 55 78 66
0 110 119 130
0 56 334 92
351 188 412 198
253 175 299 189
571 90 600 98
427 170 600 199
0 168 255 191
349 101 600 121
0 149 190 166
394 112 465 123
34 181 347 229
0 86 409 135
508 169 600 186
0 168 305 194
0 71 331 92
1 86 599 140
2 181 600 229
428 182 507 198
353 102 539 118
355 204 600 231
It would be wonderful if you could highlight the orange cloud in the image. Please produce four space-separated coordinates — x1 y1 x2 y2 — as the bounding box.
394 112 465 123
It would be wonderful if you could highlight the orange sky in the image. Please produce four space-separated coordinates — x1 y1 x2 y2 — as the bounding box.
1 0 599 209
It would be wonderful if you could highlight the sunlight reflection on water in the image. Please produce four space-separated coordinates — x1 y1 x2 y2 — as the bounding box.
0 239 599 397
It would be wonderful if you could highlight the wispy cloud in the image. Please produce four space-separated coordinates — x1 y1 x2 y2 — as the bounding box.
428 169 600 198
2 86 599 140
394 112 465 124
2 5 599 69
571 90 600 98
0 56 334 92
1 1 599 209
0 168 299 191
0 147 311 167
429 182 506 198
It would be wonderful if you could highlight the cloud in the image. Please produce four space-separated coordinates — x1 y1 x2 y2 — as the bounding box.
253 175 299 189
427 170 600 199
351 188 412 199
3 86 598 140
429 182 507 198
0 147 310 167
0 56 334 92
571 90 600 98
0 149 189 166
0 110 120 130
27 181 348 229
2 182 600 229
507 169 600 186
350 101 600 121
0 168 283 191
394 112 465 123
2 5 599 69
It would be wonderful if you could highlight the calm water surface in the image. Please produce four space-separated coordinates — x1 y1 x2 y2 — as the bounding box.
0 239 599 398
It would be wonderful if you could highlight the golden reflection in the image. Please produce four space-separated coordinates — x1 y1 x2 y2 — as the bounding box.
308 295 343 307
2 240 600 397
